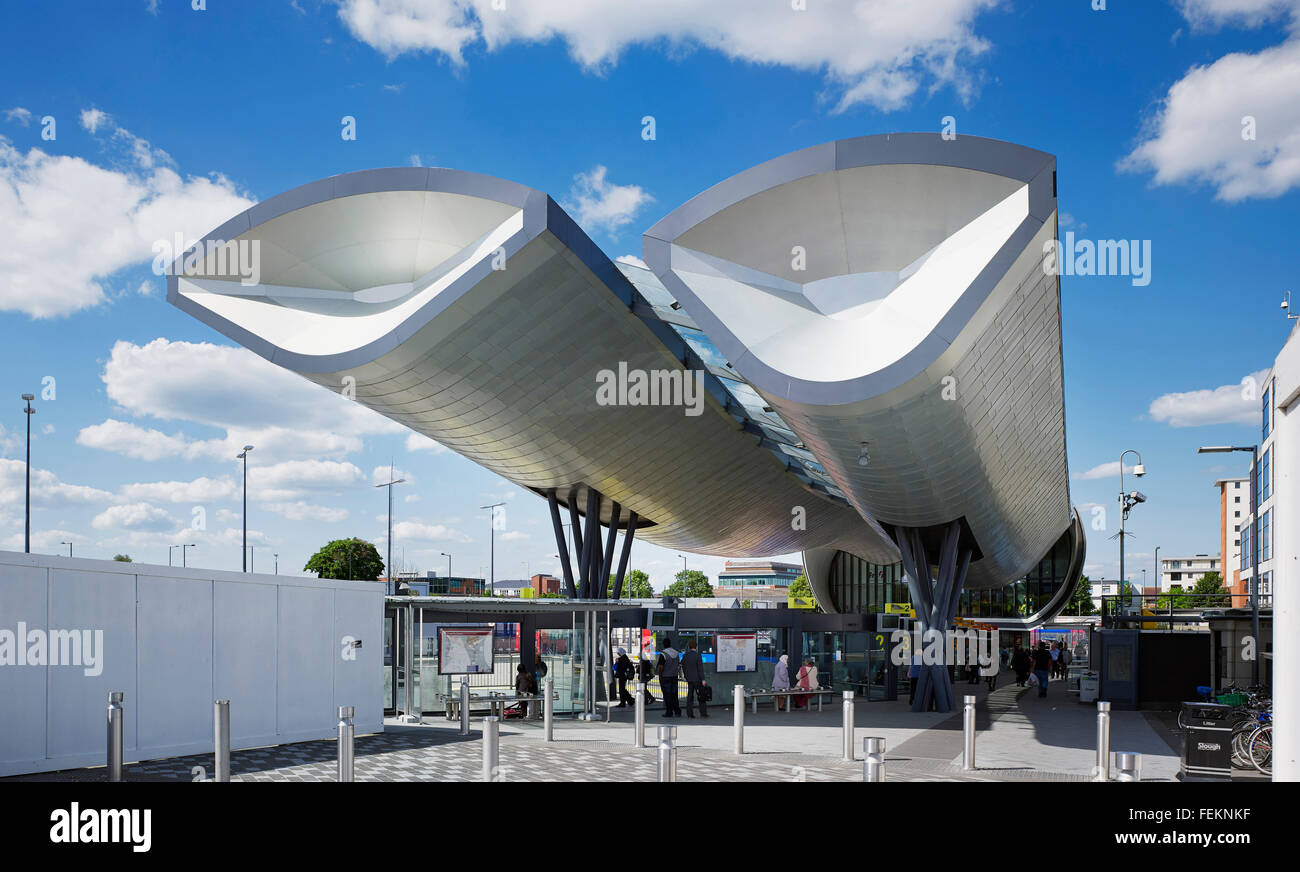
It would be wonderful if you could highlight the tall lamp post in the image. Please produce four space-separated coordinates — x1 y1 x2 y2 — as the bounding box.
1116 450 1147 610
480 502 505 589
376 466 405 595
273 552 279 575
22 393 34 553
182 543 196 568
440 551 452 578
1197 445 1260 685
60 540 72 557
237 445 253 571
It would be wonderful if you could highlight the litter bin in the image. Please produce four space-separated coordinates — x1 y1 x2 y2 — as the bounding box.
1179 702 1234 781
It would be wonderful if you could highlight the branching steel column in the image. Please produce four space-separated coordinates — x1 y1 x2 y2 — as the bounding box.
547 488 576 599
579 489 600 598
598 501 622 599
567 488 584 591
897 520 970 714
611 512 638 599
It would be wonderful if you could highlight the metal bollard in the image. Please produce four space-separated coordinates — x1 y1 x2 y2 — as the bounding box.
459 679 471 736
544 677 554 742
337 705 355 782
106 691 124 782
842 690 855 761
482 716 500 782
1095 700 1111 782
657 725 677 782
962 694 976 771
734 685 745 755
863 736 885 782
633 682 646 748
1115 751 1141 782
214 700 230 782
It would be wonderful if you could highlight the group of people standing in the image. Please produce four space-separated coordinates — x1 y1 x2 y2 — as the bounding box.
772 653 821 710
1005 639 1077 697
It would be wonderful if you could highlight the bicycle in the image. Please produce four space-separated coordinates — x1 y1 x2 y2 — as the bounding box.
1247 723 1272 775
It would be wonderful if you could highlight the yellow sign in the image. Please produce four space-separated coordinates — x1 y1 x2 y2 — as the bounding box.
787 594 818 610
884 603 916 617
520 587 537 599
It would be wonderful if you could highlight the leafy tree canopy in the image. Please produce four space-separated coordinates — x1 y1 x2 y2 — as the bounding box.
112 554 132 562
664 569 712 598
304 537 384 581
789 574 812 598
607 568 654 598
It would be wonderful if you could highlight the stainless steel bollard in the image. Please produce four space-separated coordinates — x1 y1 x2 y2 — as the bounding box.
214 700 230 782
842 690 855 761
544 677 554 742
1115 751 1141 782
657 725 677 782
863 736 885 782
106 691 124 782
633 682 646 748
962 694 976 771
734 685 745 755
1095 700 1112 782
482 716 500 782
459 679 471 736
337 705 355 782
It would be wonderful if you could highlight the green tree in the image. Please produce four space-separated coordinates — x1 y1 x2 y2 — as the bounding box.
1186 571 1230 607
789 574 812 598
1067 574 1096 615
304 537 384 581
606 568 654 598
663 569 712 598
112 554 132 563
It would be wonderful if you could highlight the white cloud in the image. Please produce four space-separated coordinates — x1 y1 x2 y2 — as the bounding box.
338 0 1001 112
498 530 529 541
91 502 175 532
79 108 109 133
0 458 115 508
390 520 472 542
1148 369 1268 427
405 432 447 454
263 501 350 523
0 129 253 317
1074 462 1139 481
1122 2 1300 200
372 465 414 485
4 108 32 126
118 476 237 504
253 460 365 501
74 339 403 464
564 165 652 235
615 254 648 269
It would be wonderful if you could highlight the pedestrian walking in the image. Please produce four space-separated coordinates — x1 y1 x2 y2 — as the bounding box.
1031 642 1052 697
656 636 681 717
680 639 709 718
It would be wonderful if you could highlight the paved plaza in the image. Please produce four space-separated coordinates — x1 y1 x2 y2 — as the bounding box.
7 677 1224 783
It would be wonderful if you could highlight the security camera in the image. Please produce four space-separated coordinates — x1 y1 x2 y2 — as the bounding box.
1133 463 1146 477
1128 491 1146 504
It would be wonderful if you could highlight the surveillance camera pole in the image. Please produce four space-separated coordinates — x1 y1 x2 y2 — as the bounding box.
1118 449 1145 610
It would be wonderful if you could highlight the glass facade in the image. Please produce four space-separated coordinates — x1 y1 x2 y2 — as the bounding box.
825 525 1076 621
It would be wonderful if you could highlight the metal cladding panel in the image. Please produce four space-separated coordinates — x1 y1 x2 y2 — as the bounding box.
645 135 1073 587
168 169 892 562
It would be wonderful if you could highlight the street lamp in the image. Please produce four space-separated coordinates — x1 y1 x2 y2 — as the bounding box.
168 545 178 567
181 543 196 568
376 465 406 595
273 552 279 575
1116 449 1146 609
480 502 505 588
1198 444 1261 685
60 540 72 557
237 445 253 572
22 394 34 553
440 551 452 578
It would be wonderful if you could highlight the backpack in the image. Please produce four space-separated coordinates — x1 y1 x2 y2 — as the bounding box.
659 652 679 679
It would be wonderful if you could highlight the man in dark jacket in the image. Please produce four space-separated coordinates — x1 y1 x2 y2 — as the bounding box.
680 639 708 718
656 636 681 717
1031 642 1052 697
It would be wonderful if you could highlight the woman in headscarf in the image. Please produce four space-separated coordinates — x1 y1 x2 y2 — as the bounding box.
794 658 820 709
773 654 792 711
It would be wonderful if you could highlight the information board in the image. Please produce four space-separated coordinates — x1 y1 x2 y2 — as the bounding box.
438 627 495 674
715 633 757 672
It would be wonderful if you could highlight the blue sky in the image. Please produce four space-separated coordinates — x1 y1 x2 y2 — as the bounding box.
1 0 1297 589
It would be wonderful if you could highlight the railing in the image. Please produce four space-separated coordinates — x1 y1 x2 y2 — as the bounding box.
1098 591 1261 629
